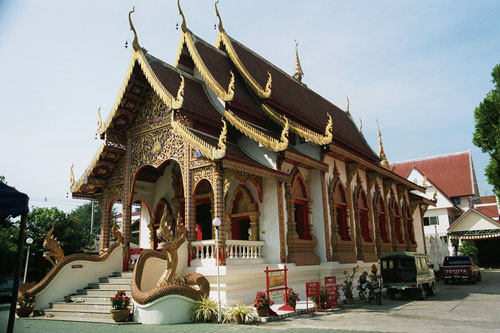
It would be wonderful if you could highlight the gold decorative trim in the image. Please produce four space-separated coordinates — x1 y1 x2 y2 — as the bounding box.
222 159 288 181
71 144 106 193
171 112 226 160
181 31 234 101
217 31 272 99
261 103 332 145
224 109 288 151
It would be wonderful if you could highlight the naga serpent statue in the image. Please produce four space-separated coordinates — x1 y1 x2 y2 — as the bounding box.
43 222 65 266
131 209 209 304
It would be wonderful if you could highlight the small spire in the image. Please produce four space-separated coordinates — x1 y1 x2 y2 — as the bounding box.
359 117 363 134
346 96 350 115
376 119 389 168
293 41 304 82
128 7 140 51
215 0 224 32
177 0 188 32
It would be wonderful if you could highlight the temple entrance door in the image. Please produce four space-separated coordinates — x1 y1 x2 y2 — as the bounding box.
231 216 251 240
196 198 212 240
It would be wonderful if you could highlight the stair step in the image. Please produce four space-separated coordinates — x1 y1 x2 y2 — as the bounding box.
66 295 113 303
51 302 112 311
77 289 125 297
44 308 114 320
112 271 133 278
88 283 131 291
99 277 131 284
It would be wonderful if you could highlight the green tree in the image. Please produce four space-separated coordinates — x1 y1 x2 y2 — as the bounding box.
473 63 500 199
24 207 95 282
0 175 18 280
70 201 102 237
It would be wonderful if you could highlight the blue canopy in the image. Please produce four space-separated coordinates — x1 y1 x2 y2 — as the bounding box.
0 182 29 217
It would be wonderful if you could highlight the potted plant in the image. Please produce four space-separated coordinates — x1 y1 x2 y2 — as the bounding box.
110 290 131 322
310 285 327 309
341 265 359 303
284 288 300 310
191 295 218 322
17 291 35 317
224 302 255 324
253 291 274 317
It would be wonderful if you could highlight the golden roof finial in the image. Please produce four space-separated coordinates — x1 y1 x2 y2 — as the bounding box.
359 117 363 134
173 75 185 109
215 0 224 32
346 96 350 115
376 119 389 168
324 113 333 142
217 118 227 151
177 0 188 32
423 173 428 187
280 117 290 146
97 106 104 135
128 7 140 51
70 163 75 188
293 40 304 82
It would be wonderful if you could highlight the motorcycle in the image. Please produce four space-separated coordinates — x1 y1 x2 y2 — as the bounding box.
357 266 382 305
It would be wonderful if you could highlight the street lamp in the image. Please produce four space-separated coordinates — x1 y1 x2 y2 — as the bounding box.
23 238 33 283
212 217 222 323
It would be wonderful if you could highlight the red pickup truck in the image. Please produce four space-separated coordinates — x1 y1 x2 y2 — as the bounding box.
440 256 481 284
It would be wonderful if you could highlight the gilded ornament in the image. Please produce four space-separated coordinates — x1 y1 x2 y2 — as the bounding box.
377 119 389 168
111 221 123 243
215 0 224 32
70 163 75 189
422 174 428 187
97 106 104 135
177 0 187 32
128 7 140 52
293 41 304 82
346 97 350 115
359 117 363 134
433 188 438 201
43 222 65 266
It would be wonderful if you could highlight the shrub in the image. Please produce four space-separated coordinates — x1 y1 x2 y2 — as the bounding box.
458 244 479 263
223 302 255 324
191 295 218 322
284 288 299 308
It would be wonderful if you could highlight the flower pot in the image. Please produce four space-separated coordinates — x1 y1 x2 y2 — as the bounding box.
256 307 269 317
234 314 244 324
16 306 33 317
110 309 130 322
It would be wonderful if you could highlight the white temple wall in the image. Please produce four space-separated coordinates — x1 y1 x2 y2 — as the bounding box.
412 205 426 253
133 181 154 249
140 205 152 249
310 168 327 262
260 177 281 264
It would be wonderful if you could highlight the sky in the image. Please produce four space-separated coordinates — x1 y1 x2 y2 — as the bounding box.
1 0 499 212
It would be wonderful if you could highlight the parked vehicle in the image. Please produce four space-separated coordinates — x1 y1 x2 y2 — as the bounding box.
357 266 382 305
440 255 481 284
380 252 436 300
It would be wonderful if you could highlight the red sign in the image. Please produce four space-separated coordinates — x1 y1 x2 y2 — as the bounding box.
306 281 320 297
324 276 339 308
71 264 83 269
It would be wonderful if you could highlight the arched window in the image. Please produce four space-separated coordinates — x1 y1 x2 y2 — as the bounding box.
334 184 350 241
378 198 389 243
228 186 259 241
393 201 404 244
193 179 214 240
291 174 311 240
358 191 371 242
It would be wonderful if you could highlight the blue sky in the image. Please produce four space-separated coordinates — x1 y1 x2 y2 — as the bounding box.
1 1 499 211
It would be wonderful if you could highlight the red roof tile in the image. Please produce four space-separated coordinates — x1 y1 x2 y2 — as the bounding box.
475 205 499 219
480 196 497 204
393 151 475 197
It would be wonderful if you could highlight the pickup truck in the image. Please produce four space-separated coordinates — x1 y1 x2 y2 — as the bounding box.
440 256 481 284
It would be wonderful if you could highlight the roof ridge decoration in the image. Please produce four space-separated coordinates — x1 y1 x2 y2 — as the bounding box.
128 7 140 51
97 107 103 134
215 9 272 99
224 109 288 152
346 97 350 116
293 41 304 82
177 0 187 33
261 103 332 145
359 117 363 134
99 8 184 135
71 144 106 193
171 111 227 160
70 163 75 189
377 119 389 168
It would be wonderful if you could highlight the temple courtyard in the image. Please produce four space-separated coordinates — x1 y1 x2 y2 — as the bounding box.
2 269 499 332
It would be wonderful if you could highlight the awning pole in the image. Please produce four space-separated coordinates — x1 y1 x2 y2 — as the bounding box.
7 212 27 333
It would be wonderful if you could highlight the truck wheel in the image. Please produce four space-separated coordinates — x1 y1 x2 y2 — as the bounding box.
388 288 396 300
427 282 436 296
416 287 426 300
444 279 449 285
477 272 482 282
472 275 477 284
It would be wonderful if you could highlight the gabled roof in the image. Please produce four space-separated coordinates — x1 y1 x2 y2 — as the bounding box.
480 196 497 204
448 207 500 232
475 205 499 220
393 151 475 197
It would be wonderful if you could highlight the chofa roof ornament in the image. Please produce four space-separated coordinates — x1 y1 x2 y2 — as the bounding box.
128 7 140 51
177 0 188 32
215 0 224 32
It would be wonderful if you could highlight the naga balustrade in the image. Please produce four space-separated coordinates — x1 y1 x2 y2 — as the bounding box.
190 240 265 266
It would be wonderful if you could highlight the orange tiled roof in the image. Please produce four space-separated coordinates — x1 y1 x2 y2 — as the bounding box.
480 196 497 204
393 151 474 197
475 205 499 219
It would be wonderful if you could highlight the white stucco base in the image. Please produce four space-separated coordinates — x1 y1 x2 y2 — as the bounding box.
134 294 195 324
34 244 123 309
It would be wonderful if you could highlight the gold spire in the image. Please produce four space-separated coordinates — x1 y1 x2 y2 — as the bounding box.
70 163 75 188
215 0 224 32
293 41 304 82
177 0 187 32
359 117 363 134
377 119 389 168
128 7 140 51
346 96 350 115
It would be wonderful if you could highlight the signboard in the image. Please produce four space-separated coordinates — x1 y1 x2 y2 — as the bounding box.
269 274 285 288
71 264 83 269
306 281 320 297
324 276 338 308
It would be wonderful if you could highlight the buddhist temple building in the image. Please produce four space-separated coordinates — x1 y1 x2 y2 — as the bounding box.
69 2 432 306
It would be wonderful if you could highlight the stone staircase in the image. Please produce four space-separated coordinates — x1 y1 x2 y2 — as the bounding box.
39 271 135 323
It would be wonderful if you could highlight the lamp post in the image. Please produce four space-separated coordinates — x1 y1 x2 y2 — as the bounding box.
212 217 222 323
23 238 33 283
